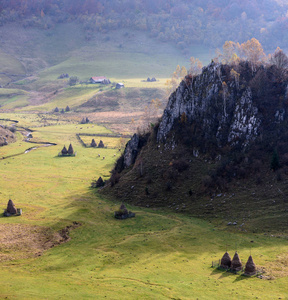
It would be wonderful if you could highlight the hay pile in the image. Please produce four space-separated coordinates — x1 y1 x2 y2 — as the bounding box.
244 255 257 276
231 252 242 272
220 251 231 269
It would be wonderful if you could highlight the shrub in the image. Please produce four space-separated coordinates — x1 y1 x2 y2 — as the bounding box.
145 187 149 195
166 182 172 191
8 126 16 133
276 170 283 181
271 149 280 171
172 159 189 172
114 155 124 173
69 76 79 86
110 172 120 187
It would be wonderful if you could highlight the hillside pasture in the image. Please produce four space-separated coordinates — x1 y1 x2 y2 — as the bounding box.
0 114 288 299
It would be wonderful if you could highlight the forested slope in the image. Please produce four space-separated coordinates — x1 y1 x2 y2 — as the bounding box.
0 0 287 51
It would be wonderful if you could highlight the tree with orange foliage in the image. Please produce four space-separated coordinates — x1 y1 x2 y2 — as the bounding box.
240 38 265 70
221 41 240 64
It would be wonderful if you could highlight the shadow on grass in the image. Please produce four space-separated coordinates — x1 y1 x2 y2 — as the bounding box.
210 267 253 281
233 274 253 283
210 267 232 279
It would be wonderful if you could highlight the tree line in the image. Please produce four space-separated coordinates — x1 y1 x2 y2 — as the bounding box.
167 38 288 93
0 0 288 51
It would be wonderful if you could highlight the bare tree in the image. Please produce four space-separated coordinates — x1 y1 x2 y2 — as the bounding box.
269 47 288 70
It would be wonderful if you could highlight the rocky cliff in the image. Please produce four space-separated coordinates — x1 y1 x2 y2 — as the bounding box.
157 61 287 151
102 61 288 232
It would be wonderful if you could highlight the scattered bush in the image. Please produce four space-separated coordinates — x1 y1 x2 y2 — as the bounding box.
276 170 283 181
110 171 120 187
69 76 79 86
172 159 189 172
271 149 280 171
8 126 16 133
145 187 149 195
166 182 172 191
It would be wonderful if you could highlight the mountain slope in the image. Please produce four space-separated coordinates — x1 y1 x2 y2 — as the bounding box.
102 60 288 233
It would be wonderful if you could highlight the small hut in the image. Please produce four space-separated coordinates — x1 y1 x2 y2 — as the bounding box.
116 83 124 89
68 143 74 155
114 203 135 219
91 139 97 147
220 252 232 269
244 255 257 276
61 145 68 155
98 140 104 148
231 252 242 272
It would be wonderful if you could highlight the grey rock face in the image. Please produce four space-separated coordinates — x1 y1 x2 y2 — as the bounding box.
123 134 139 168
157 62 261 149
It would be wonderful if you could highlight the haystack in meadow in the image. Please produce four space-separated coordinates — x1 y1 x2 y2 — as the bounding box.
68 143 74 155
244 255 257 276
61 145 68 155
6 199 17 215
220 251 231 269
91 139 97 147
4 199 22 217
98 140 104 148
114 203 135 219
231 252 242 272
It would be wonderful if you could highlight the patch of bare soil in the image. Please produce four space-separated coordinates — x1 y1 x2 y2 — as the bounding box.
261 252 288 279
28 90 59 106
0 126 15 146
0 222 81 262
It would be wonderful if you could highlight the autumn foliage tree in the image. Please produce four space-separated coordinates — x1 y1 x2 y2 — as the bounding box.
166 64 187 94
240 38 265 70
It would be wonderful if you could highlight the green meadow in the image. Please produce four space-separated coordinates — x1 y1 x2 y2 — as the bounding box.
0 116 287 299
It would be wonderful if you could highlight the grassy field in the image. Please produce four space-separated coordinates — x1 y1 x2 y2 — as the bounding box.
0 115 287 299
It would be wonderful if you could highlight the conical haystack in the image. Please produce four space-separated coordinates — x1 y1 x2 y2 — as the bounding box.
220 251 231 269
68 143 74 155
98 140 104 148
96 176 104 187
7 199 17 215
231 252 242 272
244 255 256 276
119 203 128 214
62 145 68 155
91 139 97 147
